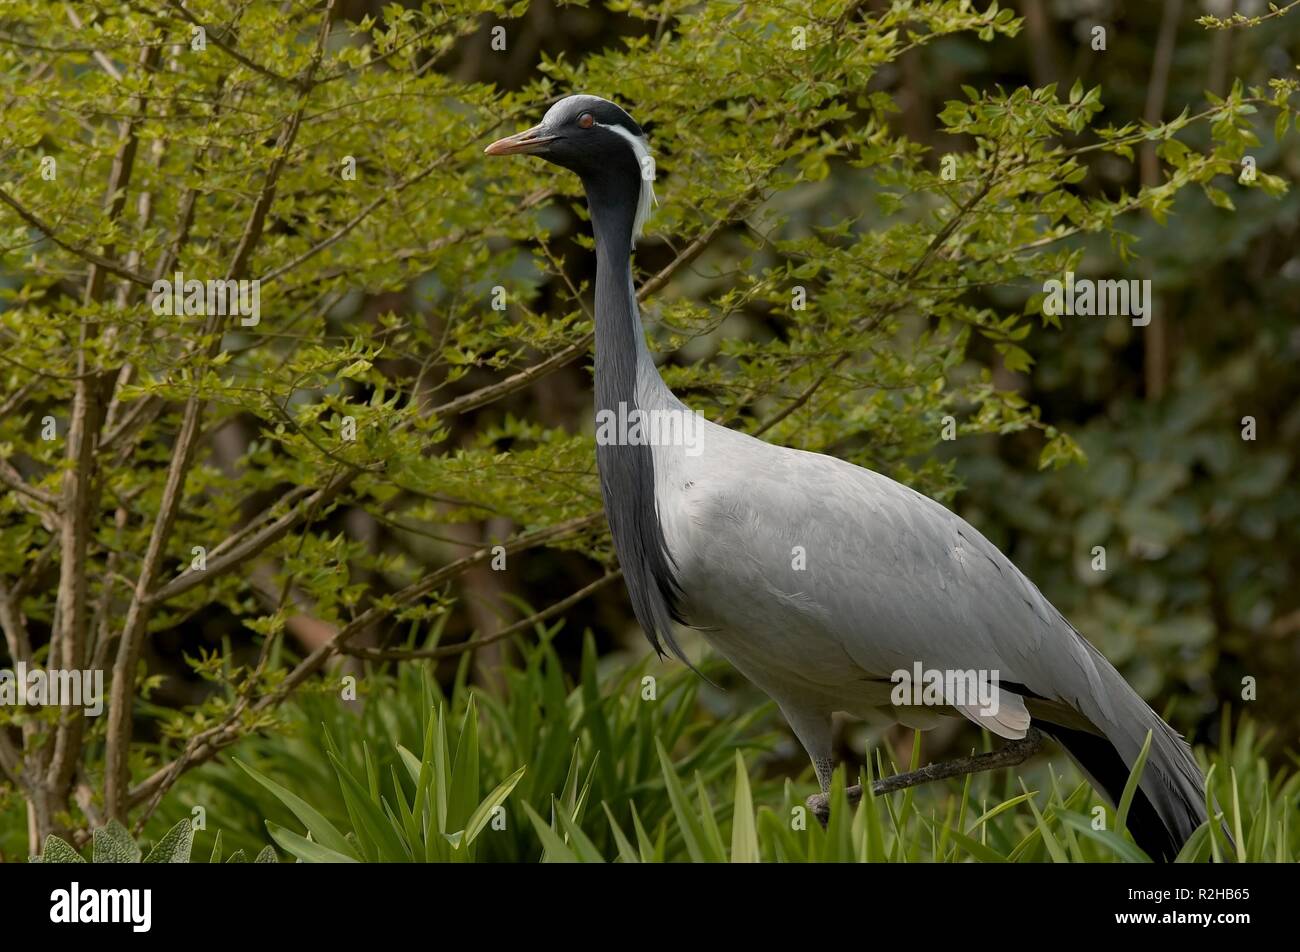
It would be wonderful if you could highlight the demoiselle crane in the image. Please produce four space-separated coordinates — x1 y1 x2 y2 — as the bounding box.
485 95 1210 860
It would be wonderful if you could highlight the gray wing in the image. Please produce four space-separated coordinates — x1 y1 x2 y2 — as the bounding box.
674 431 1110 713
667 429 1207 850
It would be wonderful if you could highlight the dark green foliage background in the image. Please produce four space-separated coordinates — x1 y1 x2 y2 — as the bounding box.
0 0 1297 860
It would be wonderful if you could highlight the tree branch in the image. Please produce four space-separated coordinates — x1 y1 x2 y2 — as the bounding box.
164 0 294 87
0 728 22 789
103 2 336 820
63 5 123 82
0 458 57 508
807 729 1046 824
123 512 603 811
146 471 354 605
339 569 621 661
0 189 152 288
47 40 162 802
0 579 33 664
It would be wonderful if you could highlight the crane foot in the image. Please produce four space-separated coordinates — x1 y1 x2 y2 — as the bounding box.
806 727 1045 826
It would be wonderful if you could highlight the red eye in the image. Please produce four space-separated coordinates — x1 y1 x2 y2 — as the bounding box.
577 113 594 129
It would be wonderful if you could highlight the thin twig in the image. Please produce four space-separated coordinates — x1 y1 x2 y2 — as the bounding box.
0 458 57 507
103 0 337 820
339 570 621 661
0 190 152 288
46 40 163 807
164 0 294 87
123 512 603 813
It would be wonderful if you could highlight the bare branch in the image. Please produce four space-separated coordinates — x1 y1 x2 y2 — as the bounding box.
0 377 38 419
0 728 22 789
0 457 57 508
0 189 152 288
0 579 33 664
340 570 621 661
63 5 124 82
103 1 336 820
807 730 1047 825
272 512 603 693
123 512 603 811
47 40 163 802
146 471 354 605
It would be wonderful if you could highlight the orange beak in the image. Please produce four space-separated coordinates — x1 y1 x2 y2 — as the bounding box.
484 124 557 156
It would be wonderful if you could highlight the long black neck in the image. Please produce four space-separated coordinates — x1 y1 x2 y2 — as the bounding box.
588 173 650 416
583 168 686 660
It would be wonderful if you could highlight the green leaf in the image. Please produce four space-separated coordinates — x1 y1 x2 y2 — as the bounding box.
603 803 642 864
552 798 606 863
655 739 708 862
93 820 142 864
1055 810 1151 863
41 835 87 864
447 694 481 833
208 830 224 866
729 752 759 863
944 825 1008 863
462 765 526 847
327 751 410 862
265 821 360 863
1019 783 1068 863
1115 730 1153 838
235 758 357 859
1203 185 1235 210
142 819 194 864
521 802 580 863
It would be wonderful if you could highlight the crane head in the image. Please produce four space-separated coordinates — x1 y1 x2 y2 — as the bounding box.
485 94 644 168
485 94 657 246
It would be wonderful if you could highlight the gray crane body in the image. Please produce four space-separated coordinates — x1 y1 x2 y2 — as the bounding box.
486 93 1212 860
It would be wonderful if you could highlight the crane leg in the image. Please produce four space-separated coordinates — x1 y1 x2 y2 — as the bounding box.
778 704 836 792
806 727 1045 825
812 755 836 793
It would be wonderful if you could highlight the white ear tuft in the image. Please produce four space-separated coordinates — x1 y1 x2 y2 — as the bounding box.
598 122 657 248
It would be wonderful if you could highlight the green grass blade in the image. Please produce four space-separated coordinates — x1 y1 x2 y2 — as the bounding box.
1020 780 1068 863
1115 730 1153 837
264 821 359 863
656 738 707 862
522 801 580 863
730 752 759 863
603 803 641 863
944 825 1009 862
448 694 481 832
235 757 356 859
463 765 526 847
552 799 606 863
1056 810 1151 863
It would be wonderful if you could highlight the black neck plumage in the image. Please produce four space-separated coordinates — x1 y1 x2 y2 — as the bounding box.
585 170 687 661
